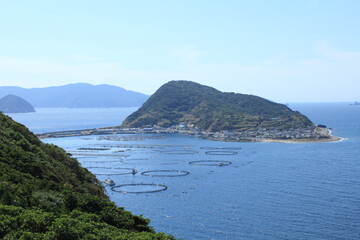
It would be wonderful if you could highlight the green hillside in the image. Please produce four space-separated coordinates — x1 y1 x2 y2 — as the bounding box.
121 81 314 132
0 113 173 239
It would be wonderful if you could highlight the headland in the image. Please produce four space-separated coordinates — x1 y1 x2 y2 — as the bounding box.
37 81 342 143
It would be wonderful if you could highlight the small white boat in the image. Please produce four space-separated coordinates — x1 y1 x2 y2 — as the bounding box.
104 178 115 186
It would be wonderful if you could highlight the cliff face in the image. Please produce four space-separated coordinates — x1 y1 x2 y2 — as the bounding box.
0 94 35 113
121 81 314 132
0 113 173 239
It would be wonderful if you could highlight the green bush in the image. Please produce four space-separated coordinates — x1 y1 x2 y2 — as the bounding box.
0 113 174 239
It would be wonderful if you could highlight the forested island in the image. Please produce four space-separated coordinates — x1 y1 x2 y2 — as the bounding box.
0 113 174 239
121 81 337 142
0 94 35 113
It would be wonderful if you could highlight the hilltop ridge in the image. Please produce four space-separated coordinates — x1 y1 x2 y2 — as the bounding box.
0 83 149 108
121 80 314 132
0 94 35 113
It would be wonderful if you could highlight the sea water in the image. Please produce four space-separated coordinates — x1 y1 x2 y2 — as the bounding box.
7 107 138 133
7 103 360 240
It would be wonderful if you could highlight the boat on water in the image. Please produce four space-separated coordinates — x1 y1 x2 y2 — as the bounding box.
104 178 115 186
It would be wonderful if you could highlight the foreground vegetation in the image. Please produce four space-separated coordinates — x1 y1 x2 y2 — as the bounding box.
121 81 314 132
0 113 174 239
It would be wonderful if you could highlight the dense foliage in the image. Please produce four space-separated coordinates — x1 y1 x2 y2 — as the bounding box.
121 81 314 131
0 113 174 239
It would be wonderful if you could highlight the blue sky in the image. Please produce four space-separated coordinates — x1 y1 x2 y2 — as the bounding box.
0 0 359 102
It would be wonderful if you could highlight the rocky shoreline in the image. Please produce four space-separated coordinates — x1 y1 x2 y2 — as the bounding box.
37 125 341 144
202 126 342 143
242 135 342 143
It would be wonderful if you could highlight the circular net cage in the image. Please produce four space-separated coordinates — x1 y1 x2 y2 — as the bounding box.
87 167 138 175
159 150 199 155
122 158 150 162
141 170 190 177
81 159 125 163
200 147 242 150
205 150 238 155
98 135 166 141
189 160 232 166
111 183 168 194
77 147 111 151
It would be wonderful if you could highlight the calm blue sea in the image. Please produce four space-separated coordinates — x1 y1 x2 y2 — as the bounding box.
7 103 360 240
7 107 139 133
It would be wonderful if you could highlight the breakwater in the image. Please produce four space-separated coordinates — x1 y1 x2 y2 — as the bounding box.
36 125 337 143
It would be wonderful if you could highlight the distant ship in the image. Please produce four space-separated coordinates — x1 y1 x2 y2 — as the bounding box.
104 179 115 186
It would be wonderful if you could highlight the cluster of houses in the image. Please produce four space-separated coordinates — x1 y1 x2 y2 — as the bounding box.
165 123 325 141
201 127 324 142
37 122 328 142
122 122 326 142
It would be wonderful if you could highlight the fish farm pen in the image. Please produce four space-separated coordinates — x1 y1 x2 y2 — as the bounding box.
141 170 190 177
111 183 168 194
189 160 232 166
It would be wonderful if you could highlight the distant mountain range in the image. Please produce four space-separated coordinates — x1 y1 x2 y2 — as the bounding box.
121 81 314 132
0 83 149 108
0 94 36 113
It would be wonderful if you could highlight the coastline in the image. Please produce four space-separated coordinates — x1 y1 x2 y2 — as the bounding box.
251 128 343 143
203 135 343 144
199 126 342 143
37 126 342 144
258 136 343 144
